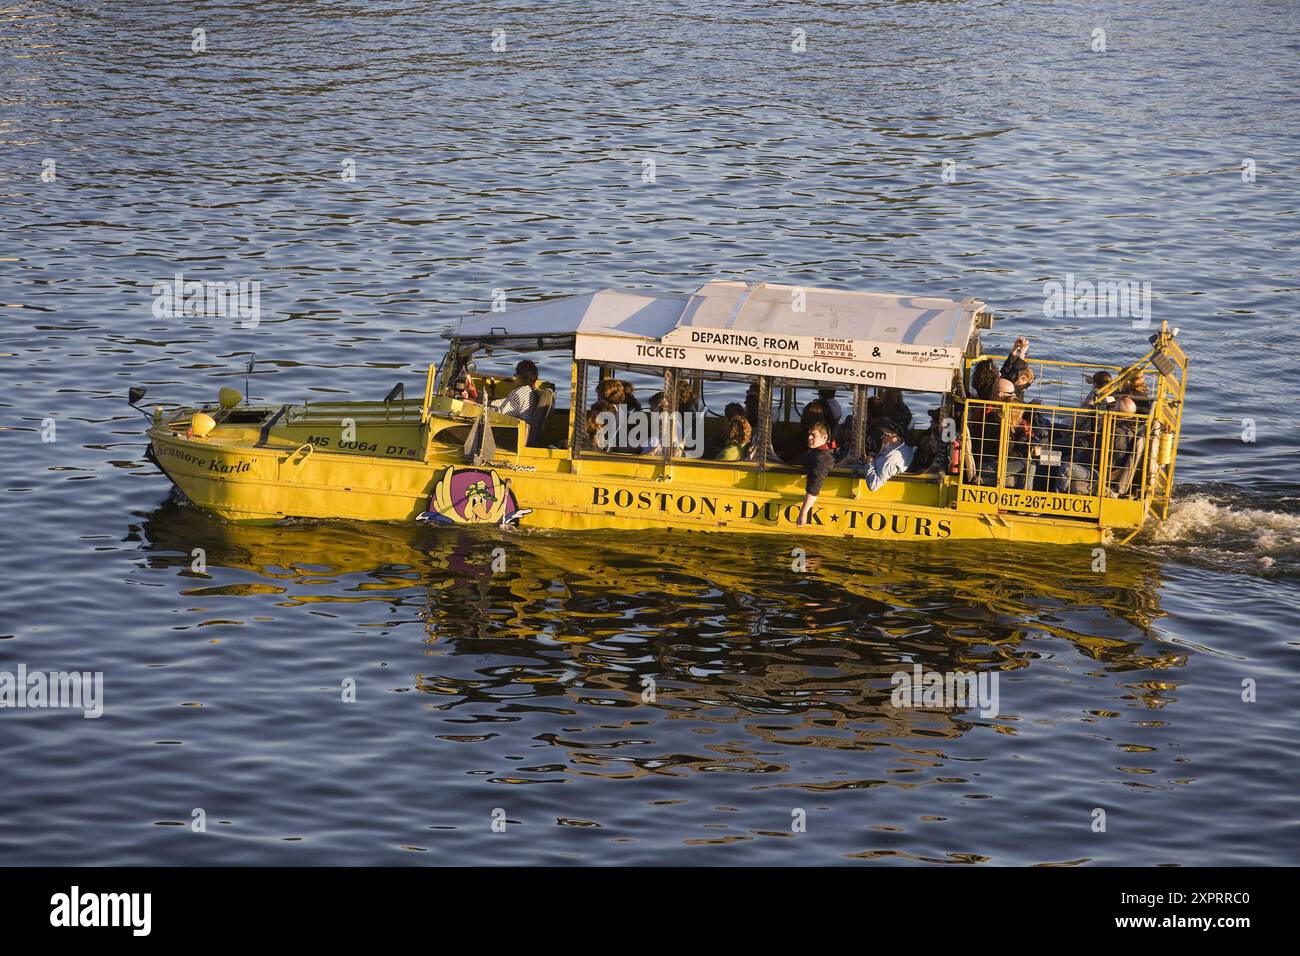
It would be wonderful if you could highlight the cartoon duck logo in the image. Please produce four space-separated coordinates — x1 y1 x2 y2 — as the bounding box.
416 466 531 526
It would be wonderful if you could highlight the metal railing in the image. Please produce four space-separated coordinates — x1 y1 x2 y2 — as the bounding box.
959 397 1153 518
962 325 1187 524
968 354 1127 410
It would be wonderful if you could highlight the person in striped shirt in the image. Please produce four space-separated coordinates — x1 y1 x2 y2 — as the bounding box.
489 360 539 420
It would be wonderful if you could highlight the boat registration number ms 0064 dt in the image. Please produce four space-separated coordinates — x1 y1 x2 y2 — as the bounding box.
304 435 418 457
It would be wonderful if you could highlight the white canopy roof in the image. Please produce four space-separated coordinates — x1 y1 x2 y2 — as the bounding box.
452 281 988 391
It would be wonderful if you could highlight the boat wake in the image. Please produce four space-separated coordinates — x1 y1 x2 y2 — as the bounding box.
1139 488 1300 577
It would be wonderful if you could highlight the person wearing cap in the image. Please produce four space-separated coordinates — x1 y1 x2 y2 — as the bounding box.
860 417 915 492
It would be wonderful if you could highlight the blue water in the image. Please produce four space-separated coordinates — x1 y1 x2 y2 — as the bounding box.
1 0 1298 864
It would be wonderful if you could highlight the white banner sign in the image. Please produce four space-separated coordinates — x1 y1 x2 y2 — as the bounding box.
576 331 959 392
663 325 961 368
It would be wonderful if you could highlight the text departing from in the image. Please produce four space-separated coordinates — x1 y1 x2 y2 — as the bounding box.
576 327 961 390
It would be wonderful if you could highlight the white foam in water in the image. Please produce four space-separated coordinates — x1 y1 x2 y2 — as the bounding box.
1149 494 1300 568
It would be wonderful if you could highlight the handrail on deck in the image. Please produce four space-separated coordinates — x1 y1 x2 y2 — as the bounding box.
420 362 436 424
958 397 1153 520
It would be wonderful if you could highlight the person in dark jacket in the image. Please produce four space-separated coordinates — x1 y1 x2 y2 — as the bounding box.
784 400 832 463
1106 396 1142 495
796 421 835 527
970 357 999 400
880 388 914 434
1051 406 1101 495
969 377 1017 485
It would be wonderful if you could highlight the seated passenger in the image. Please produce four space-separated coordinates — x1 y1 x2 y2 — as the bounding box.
706 403 750 459
744 382 761 429
585 400 615 451
880 388 914 433
639 392 683 456
1051 407 1101 495
818 388 843 428
1010 364 1035 400
832 413 856 463
909 408 944 473
712 411 752 461
1003 405 1046 490
489 360 539 420
596 378 642 412
1107 396 1142 495
801 399 830 430
1119 371 1152 415
968 378 1017 484
796 421 836 527
675 379 702 415
970 357 999 400
1082 370 1115 409
859 418 915 492
864 395 884 432
790 404 835 464
779 401 829 463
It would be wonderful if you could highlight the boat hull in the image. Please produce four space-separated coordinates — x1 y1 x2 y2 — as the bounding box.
149 426 1125 545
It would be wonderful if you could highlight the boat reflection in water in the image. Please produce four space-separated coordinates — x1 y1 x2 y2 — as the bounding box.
131 494 1184 776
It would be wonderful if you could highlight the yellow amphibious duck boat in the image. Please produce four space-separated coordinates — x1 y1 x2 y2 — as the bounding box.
142 281 1188 545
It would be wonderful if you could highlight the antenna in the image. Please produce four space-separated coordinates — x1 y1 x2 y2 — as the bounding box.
245 352 255 404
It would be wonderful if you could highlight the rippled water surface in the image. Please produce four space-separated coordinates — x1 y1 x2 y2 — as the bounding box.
2 0 1299 865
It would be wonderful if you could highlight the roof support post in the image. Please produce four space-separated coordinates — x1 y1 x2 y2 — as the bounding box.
570 359 589 467
753 376 772 477
850 385 867 461
662 368 676 477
